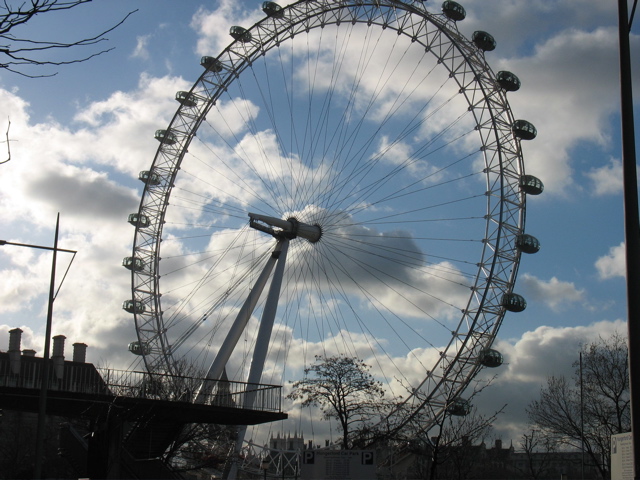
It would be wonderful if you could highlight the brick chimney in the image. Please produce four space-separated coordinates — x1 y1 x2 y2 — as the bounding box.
72 343 87 363
8 328 22 374
52 335 66 380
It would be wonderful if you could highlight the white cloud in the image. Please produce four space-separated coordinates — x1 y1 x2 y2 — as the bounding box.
0 72 194 367
585 157 623 196
188 0 639 201
497 27 625 195
475 320 627 442
520 273 584 311
131 34 151 60
596 241 626 280
191 1 267 56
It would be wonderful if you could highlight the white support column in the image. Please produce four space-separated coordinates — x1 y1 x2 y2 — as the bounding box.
194 239 286 404
229 239 290 480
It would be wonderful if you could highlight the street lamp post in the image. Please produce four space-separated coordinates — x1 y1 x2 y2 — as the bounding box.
617 0 639 478
261 454 271 480
0 213 77 479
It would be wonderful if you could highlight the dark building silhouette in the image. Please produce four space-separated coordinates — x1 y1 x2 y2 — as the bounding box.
0 327 287 479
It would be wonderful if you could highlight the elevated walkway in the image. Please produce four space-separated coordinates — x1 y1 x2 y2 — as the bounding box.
0 353 287 478
0 355 286 424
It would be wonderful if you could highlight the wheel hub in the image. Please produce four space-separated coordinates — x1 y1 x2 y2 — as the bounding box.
249 212 322 243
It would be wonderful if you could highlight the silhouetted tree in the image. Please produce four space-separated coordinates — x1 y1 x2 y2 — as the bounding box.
1 0 135 77
516 428 558 479
527 333 630 479
287 355 386 449
388 375 503 480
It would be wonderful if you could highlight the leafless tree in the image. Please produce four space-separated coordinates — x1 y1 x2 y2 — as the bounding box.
527 333 630 479
430 405 501 480
1 0 136 77
388 376 504 480
516 428 558 479
287 355 387 450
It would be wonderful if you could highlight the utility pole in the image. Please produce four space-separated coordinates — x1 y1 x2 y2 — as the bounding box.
617 0 639 478
1 214 77 478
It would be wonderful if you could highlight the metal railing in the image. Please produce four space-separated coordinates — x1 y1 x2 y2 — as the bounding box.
98 368 283 413
0 358 282 413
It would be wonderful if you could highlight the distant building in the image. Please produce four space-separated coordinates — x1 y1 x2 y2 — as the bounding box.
270 431 305 451
386 437 601 480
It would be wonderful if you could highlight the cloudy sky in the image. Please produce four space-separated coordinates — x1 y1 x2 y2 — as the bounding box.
0 0 638 447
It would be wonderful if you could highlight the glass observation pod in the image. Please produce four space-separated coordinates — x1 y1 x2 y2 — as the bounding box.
128 213 151 228
262 1 284 18
442 1 466 21
176 91 198 108
128 341 151 356
154 129 177 145
501 293 527 312
520 175 544 195
201 56 223 72
138 170 161 186
122 256 145 272
516 234 541 254
472 31 496 52
512 119 537 140
230 26 252 43
122 299 146 314
497 71 521 92
447 398 471 417
480 349 504 368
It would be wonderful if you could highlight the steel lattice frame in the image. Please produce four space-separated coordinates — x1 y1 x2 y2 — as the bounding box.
128 0 527 435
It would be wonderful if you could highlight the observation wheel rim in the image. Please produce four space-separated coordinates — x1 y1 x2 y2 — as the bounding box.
128 0 526 436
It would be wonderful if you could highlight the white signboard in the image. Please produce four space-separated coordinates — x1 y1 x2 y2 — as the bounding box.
612 432 634 480
300 449 376 480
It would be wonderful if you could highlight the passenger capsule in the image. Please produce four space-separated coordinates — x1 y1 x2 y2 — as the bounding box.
122 256 145 272
516 234 541 254
447 398 471 416
128 341 151 356
501 293 527 312
442 1 466 21
123 300 145 314
480 348 503 368
176 91 197 107
138 170 161 186
230 26 252 43
472 31 496 52
262 1 284 18
201 56 223 72
520 175 544 195
512 120 537 140
128 213 150 228
154 129 177 145
496 71 521 92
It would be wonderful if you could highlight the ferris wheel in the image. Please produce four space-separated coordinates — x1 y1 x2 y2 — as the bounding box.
124 0 542 440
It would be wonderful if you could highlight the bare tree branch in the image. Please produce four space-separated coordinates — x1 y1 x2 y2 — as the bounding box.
287 355 388 450
0 1 136 77
527 333 630 479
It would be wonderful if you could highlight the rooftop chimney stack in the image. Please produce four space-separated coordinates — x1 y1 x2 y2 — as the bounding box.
72 343 87 363
52 335 66 380
8 328 23 375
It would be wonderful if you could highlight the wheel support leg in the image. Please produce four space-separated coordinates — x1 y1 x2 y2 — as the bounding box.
194 239 287 404
229 239 290 479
